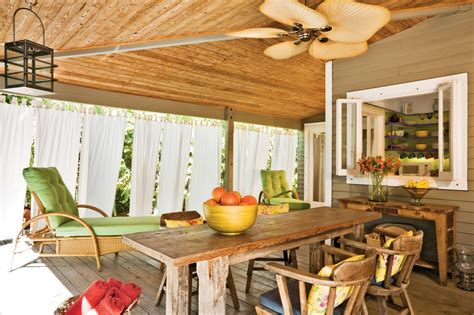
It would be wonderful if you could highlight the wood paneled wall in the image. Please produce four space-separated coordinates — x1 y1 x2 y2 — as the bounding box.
332 10 474 248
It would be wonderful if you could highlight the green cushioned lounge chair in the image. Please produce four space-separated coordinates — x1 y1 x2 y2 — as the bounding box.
11 167 161 271
259 170 311 210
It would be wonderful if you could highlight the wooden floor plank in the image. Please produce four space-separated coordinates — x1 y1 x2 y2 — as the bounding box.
1 243 473 314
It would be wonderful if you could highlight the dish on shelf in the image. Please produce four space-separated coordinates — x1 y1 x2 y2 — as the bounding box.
387 143 409 150
415 144 427 150
415 130 429 137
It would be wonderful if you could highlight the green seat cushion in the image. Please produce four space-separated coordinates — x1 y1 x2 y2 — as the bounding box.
55 216 161 237
268 198 311 210
23 167 78 228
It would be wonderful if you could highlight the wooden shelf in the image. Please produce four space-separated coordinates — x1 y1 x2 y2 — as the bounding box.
386 148 447 153
386 122 447 127
385 136 440 140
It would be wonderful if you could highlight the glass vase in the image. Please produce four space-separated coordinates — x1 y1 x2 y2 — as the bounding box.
455 246 474 291
368 173 388 202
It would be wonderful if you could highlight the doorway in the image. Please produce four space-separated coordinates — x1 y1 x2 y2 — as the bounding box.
304 122 330 207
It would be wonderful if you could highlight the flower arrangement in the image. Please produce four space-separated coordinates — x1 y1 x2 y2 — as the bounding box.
357 156 400 202
357 155 401 175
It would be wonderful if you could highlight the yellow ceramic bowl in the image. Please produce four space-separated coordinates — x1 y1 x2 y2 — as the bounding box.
415 143 427 150
415 130 429 137
203 204 258 235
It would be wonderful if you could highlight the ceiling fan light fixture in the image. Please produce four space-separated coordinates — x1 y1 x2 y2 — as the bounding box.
259 0 328 29
264 40 312 60
308 40 368 60
226 27 289 39
316 0 390 44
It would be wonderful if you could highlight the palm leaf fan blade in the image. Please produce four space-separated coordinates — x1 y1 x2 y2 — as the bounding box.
226 28 289 38
259 0 328 29
308 40 368 60
317 0 390 44
264 40 312 60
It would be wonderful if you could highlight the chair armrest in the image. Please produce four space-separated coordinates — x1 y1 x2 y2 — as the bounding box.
340 238 419 256
18 212 99 240
265 262 365 287
371 227 402 239
291 189 300 200
77 204 108 217
258 191 265 204
320 244 357 259
265 262 334 286
339 238 373 251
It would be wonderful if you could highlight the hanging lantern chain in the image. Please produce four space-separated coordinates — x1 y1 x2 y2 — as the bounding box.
12 0 45 45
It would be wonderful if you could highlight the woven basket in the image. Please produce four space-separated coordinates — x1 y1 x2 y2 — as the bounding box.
54 296 139 315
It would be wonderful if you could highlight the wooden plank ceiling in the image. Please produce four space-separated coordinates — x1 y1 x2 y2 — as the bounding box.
0 0 472 120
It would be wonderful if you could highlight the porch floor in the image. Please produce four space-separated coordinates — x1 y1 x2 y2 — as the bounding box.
1 243 473 315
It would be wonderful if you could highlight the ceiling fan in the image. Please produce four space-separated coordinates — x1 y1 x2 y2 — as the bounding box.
227 0 390 60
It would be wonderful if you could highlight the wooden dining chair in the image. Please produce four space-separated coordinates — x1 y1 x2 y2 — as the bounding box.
155 211 240 311
340 230 424 315
255 246 377 315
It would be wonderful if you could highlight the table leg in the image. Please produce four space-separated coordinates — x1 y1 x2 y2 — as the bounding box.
309 241 323 273
435 215 448 286
353 224 365 242
197 256 229 314
166 264 190 315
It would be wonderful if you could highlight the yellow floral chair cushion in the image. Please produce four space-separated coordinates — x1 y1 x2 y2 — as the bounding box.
164 217 203 228
374 230 414 282
257 204 289 216
307 254 365 314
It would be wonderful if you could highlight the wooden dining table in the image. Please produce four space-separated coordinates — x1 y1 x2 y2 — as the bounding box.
123 207 381 314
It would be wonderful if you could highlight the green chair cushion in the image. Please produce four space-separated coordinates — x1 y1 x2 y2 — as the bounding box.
23 167 78 228
261 170 292 199
268 198 311 210
55 216 161 237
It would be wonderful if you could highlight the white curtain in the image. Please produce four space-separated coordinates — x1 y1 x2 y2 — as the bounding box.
78 114 126 217
0 100 34 239
33 107 82 216
129 119 162 217
156 122 192 212
233 128 271 197
271 133 298 186
187 125 222 216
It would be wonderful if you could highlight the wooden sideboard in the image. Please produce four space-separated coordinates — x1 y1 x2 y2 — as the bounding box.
338 197 457 286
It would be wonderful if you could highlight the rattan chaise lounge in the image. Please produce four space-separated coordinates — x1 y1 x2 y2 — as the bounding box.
11 167 161 271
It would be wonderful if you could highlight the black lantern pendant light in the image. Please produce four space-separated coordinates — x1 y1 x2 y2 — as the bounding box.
1 0 57 96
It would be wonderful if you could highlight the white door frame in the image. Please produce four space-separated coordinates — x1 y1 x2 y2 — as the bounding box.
304 122 330 207
303 61 333 207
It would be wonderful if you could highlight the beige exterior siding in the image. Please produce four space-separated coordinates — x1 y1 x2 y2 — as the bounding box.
332 10 474 248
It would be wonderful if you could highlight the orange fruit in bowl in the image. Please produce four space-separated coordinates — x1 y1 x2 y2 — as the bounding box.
205 198 218 206
220 192 240 206
212 187 227 203
241 195 257 205
239 202 249 206
230 191 241 203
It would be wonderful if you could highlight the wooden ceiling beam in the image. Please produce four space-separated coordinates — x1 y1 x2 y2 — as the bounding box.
391 2 473 20
54 33 234 59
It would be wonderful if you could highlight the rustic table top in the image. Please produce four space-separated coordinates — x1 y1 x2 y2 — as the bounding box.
123 207 380 266
338 197 458 213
